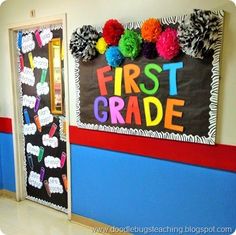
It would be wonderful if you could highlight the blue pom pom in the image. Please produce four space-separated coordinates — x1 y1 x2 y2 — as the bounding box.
105 46 124 67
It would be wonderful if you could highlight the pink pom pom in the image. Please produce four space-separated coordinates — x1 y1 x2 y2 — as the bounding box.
156 28 180 60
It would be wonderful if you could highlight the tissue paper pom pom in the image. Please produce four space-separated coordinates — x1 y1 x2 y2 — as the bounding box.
156 28 180 60
142 41 157 59
118 30 142 60
141 18 162 42
177 9 221 59
70 25 99 62
103 19 124 46
96 37 108 54
105 46 124 67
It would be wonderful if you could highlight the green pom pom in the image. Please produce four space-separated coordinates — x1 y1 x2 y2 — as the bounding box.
118 30 142 60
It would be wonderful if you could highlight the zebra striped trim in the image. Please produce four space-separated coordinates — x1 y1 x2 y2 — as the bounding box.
75 11 224 145
59 116 67 142
21 24 62 34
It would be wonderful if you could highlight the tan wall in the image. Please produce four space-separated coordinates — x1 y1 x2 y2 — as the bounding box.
0 0 235 145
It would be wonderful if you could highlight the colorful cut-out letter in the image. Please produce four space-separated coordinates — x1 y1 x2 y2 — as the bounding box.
123 64 141 94
126 96 141 125
163 62 183 96
114 67 122 96
109 97 125 124
140 63 162 95
97 66 113 96
143 97 163 126
164 98 185 132
94 96 108 123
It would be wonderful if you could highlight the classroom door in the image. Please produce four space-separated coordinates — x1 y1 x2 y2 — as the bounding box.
16 23 68 212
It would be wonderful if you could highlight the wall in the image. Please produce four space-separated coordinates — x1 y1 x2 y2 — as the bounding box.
0 133 15 192
0 0 236 145
0 143 2 189
0 0 236 233
72 145 236 234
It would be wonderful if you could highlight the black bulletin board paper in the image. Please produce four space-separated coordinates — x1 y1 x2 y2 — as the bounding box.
18 25 67 212
75 11 223 145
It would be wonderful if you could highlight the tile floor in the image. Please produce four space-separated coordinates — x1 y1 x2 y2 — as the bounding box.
0 197 101 235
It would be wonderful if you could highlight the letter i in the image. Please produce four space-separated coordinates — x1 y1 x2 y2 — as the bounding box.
49 123 57 137
20 54 24 72
27 154 34 170
34 115 42 132
28 52 34 70
40 167 45 182
34 96 40 113
38 147 44 162
44 180 51 197
114 67 122 96
35 30 42 48
23 108 30 124
40 69 47 83
60 152 66 168
62 174 68 192
18 31 22 49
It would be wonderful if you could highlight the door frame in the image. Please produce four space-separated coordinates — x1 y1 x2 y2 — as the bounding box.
8 14 71 219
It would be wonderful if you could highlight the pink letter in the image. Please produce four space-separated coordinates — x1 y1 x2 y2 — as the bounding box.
109 97 125 124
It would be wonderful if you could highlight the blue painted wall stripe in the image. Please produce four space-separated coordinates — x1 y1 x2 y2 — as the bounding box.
0 133 16 192
71 144 236 234
1 133 235 234
0 146 2 189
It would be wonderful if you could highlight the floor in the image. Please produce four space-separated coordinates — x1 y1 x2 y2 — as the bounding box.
0 197 102 235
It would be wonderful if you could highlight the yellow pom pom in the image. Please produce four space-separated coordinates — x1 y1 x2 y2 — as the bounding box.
96 37 108 54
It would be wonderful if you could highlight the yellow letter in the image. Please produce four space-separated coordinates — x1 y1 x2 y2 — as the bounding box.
143 97 163 126
114 67 122 96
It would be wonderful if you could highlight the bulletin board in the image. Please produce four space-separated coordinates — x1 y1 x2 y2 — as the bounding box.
17 24 67 212
71 10 224 145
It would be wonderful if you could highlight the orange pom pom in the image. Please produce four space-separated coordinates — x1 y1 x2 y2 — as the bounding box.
141 18 162 42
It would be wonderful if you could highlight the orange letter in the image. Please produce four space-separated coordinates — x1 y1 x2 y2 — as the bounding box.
124 64 140 94
164 98 185 132
97 66 113 96
126 96 141 125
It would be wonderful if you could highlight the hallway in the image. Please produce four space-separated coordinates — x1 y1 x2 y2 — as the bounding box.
0 197 101 235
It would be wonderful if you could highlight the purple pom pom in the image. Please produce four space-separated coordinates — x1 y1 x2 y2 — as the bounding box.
142 42 157 59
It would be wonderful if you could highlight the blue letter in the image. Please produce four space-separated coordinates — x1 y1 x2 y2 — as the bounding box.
163 62 183 96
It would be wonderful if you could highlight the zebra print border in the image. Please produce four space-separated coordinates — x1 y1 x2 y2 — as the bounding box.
75 10 224 145
21 24 62 34
59 116 67 142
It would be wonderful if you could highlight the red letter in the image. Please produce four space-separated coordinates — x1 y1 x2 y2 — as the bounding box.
126 96 141 125
97 66 113 96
